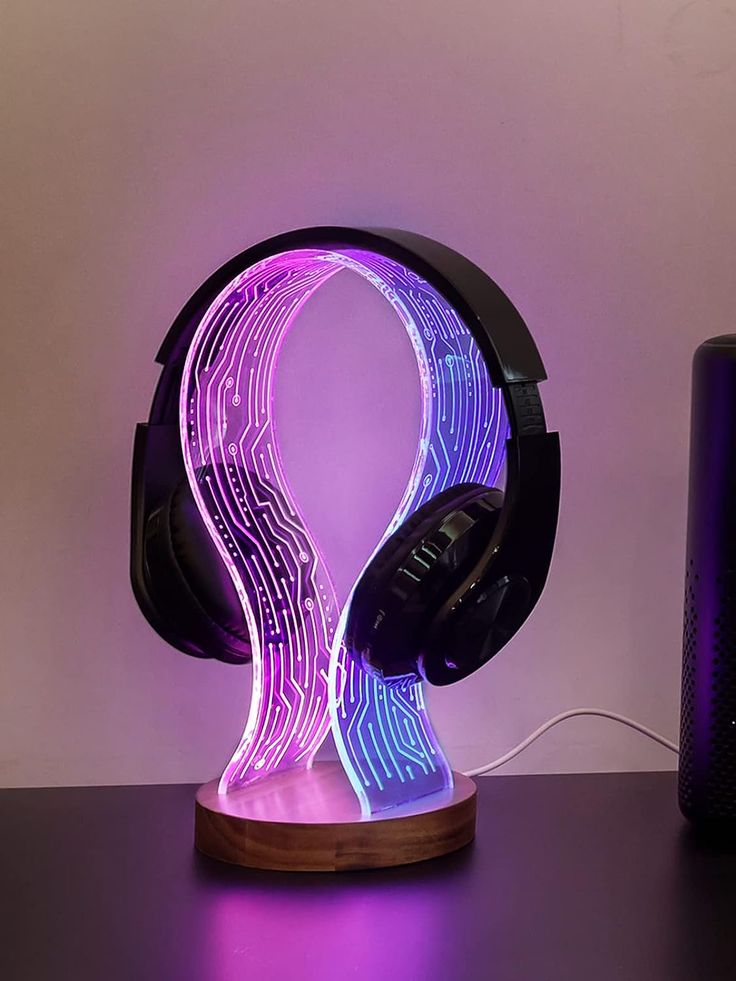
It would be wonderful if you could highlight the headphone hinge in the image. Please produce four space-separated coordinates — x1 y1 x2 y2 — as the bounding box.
507 382 546 435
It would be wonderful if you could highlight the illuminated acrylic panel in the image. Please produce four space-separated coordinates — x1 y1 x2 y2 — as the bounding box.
179 247 508 814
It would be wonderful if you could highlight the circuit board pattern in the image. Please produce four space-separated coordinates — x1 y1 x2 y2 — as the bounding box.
179 247 508 812
330 251 508 811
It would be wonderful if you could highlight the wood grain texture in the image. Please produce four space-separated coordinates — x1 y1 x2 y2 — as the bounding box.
194 762 477 871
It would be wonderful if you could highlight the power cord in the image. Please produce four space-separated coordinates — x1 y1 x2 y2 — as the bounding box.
463 708 680 777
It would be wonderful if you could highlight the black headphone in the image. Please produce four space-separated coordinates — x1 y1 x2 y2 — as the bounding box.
131 227 560 685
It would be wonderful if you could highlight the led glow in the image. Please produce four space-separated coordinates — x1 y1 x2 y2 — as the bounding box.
179 247 508 814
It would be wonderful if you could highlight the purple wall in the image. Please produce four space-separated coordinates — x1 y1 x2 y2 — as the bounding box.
2 0 735 785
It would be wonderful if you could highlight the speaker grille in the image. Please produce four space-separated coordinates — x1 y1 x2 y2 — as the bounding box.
678 562 697 810
708 570 736 817
679 561 736 820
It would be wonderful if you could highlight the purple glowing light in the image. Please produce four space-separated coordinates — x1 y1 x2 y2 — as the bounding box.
180 247 507 814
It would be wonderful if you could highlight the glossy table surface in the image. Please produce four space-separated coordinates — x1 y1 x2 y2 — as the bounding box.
2 771 735 981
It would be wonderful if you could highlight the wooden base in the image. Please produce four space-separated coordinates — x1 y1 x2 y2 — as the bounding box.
194 762 477 872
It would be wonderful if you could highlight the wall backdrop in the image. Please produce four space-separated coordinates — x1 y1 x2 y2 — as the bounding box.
2 0 735 786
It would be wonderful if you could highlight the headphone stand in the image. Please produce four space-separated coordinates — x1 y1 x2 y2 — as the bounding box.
194 763 477 872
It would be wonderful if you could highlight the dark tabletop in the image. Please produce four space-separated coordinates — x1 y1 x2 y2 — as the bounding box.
1 771 735 981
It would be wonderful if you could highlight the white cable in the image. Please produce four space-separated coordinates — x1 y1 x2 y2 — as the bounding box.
463 708 679 777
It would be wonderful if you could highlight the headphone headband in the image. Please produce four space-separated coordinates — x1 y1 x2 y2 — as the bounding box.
147 226 548 443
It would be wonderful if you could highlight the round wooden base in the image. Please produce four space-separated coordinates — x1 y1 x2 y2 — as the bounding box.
195 762 477 872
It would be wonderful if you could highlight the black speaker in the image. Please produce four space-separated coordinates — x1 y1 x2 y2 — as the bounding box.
679 335 736 830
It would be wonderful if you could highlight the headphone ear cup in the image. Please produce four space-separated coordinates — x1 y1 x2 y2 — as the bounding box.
347 482 502 678
354 483 489 599
142 478 252 664
422 571 532 685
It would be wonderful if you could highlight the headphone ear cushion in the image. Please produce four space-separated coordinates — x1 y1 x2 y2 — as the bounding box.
143 478 252 664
